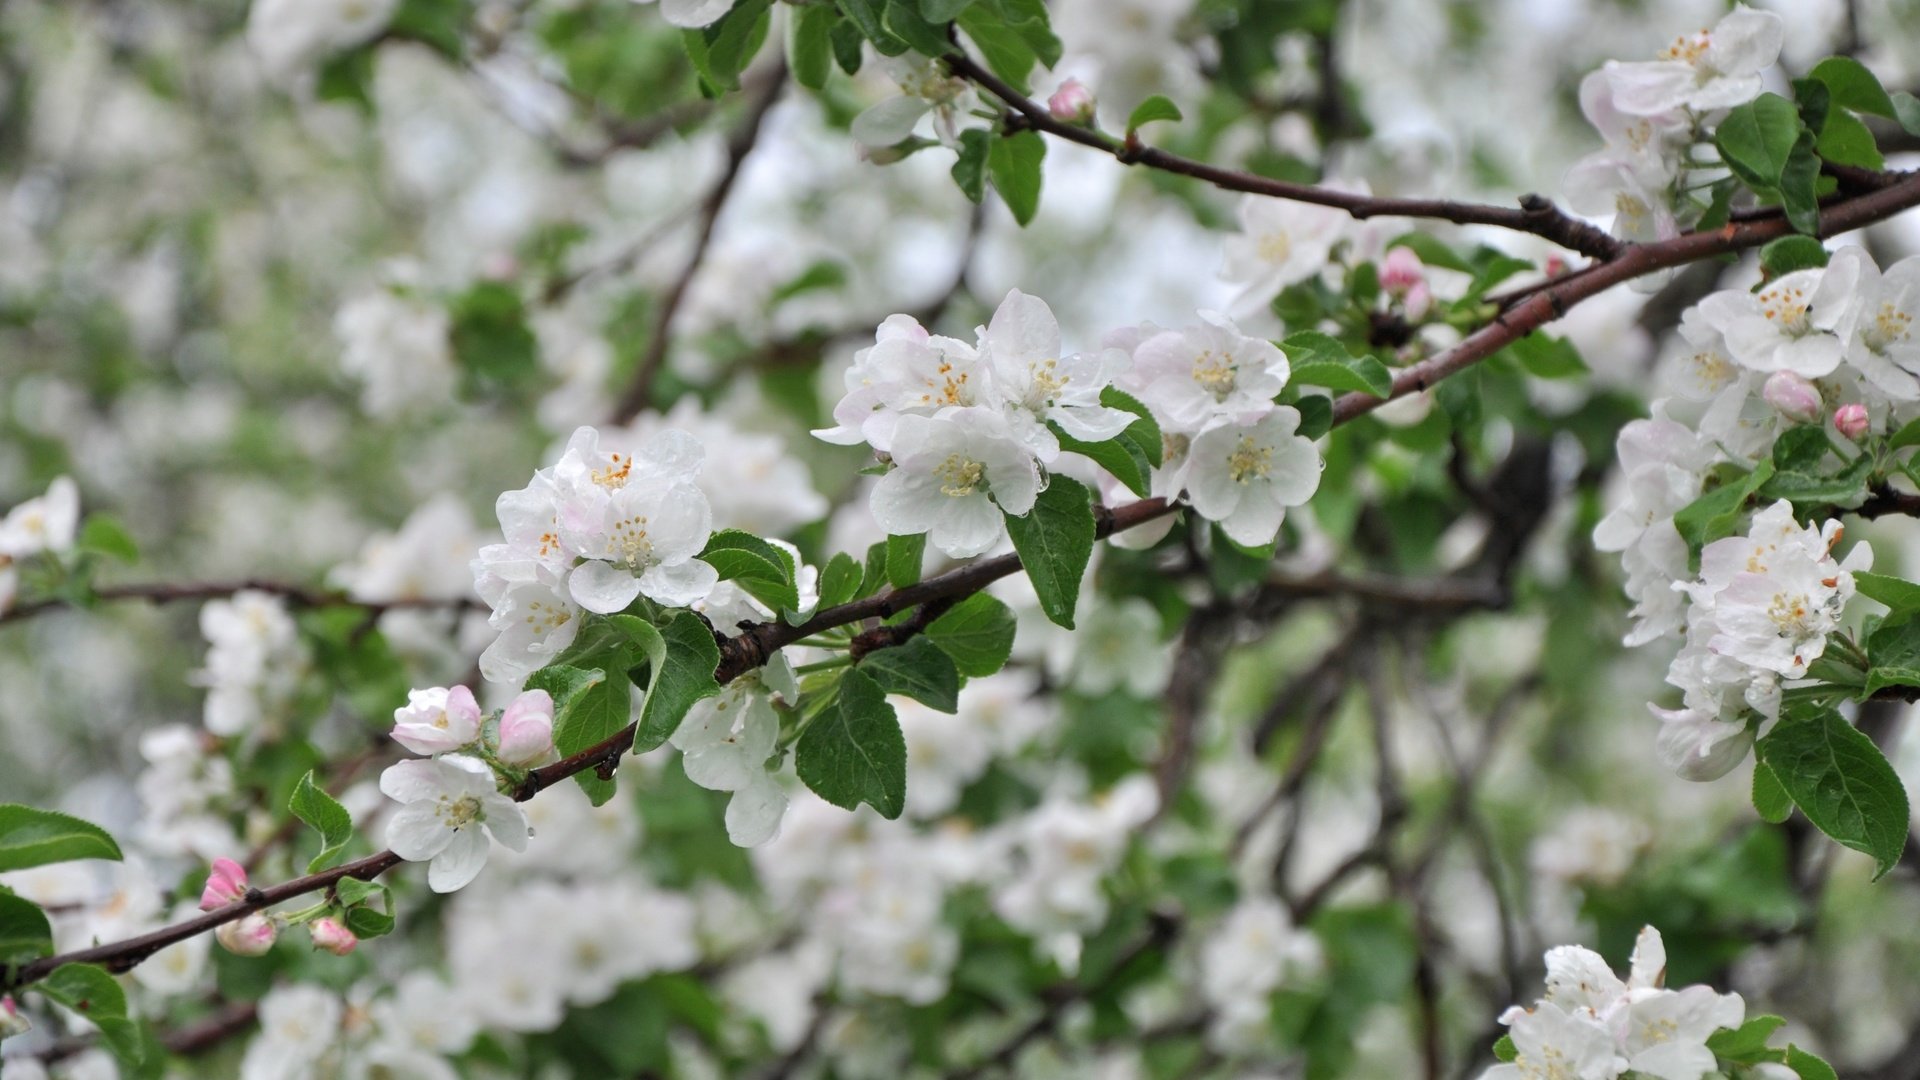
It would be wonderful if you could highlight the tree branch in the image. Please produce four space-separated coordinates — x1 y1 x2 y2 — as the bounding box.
0 579 482 626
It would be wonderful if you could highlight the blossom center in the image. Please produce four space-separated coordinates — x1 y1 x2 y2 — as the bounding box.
1026 358 1068 406
611 514 655 569
437 793 485 830
1192 349 1238 398
522 598 573 633
1758 284 1812 335
1257 231 1293 264
1766 591 1816 638
934 454 985 498
591 453 632 490
1227 436 1274 483
1865 302 1913 352
1658 31 1711 66
1689 349 1733 389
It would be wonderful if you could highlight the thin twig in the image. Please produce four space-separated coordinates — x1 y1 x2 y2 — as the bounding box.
0 579 481 626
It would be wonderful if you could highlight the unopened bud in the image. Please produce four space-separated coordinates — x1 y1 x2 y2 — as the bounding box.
215 913 278 957
309 917 358 956
1047 79 1096 125
1380 247 1425 293
1834 402 1870 441
199 857 249 911
1 996 29 1038
1762 371 1822 424
495 688 556 767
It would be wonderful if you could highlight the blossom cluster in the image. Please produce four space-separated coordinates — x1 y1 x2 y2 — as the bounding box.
0 475 77 617
1484 926 1745 1080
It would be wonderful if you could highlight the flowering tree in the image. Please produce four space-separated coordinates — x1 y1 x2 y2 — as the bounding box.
9 0 1920 1077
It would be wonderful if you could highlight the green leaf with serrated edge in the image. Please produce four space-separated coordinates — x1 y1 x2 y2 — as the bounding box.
988 130 1046 226
817 552 863 610
1817 108 1884 169
1760 236 1830 278
1127 94 1182 132
683 0 774 95
925 593 1017 676
1104 386 1163 467
1052 421 1152 497
1757 709 1909 879
1866 616 1920 695
958 6 1036 93
859 636 961 712
1752 761 1793 824
920 0 972 18
881 0 951 57
524 663 605 714
0 890 53 966
1506 332 1589 379
1810 56 1897 118
1889 416 1920 451
1853 571 1920 614
1716 93 1804 190
698 529 799 611
1672 460 1775 563
537 663 621 805
862 540 891 598
290 771 353 873
1758 452 1871 506
1793 76 1830 135
1785 1044 1839 1080
886 531 926 588
829 14 867 72
39 963 144 1067
77 515 139 564
1284 331 1392 397
789 4 836 90
1386 232 1473 274
1708 1014 1788 1061
1296 394 1334 440
0 805 124 873
1003 475 1095 629
633 610 722 754
1780 131 1823 235
1771 426 1832 473
334 877 380 906
1491 1034 1517 1062
997 0 1060 68
1805 652 1866 689
345 904 396 939
795 667 906 818
952 128 991 203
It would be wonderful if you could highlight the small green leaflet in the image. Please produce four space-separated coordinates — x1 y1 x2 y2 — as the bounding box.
1126 95 1182 133
1751 761 1792 824
1671 460 1775 564
38 963 145 1067
0 805 124 873
886 531 927 588
682 0 774 95
450 281 539 393
290 770 354 874
631 610 723 754
1854 571 1920 615
988 130 1046 226
526 662 622 805
1864 616 1920 697
952 129 991 203
1785 1045 1840 1080
787 3 836 90
1051 387 1162 497
816 552 865 610
1758 236 1829 278
858 636 961 712
1757 709 1909 879
1808 56 1897 118
1707 1014 1787 1063
0 890 53 966
925 592 1017 676
1715 93 1805 191
1491 1034 1517 1062
1284 331 1392 398
1003 475 1095 629
76 514 139 564
795 668 907 818
698 530 800 611
1504 332 1588 379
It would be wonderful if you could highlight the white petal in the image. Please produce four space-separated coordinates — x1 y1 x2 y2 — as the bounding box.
852 96 932 147
725 776 789 847
484 797 530 853
639 558 719 608
387 803 454 862
426 828 491 893
569 561 644 614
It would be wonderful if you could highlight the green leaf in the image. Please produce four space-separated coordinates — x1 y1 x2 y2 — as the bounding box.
859 636 961 712
1052 424 1151 498
632 610 723 754
1752 761 1793 824
0 805 124 873
816 552 864 610
451 282 539 392
886 531 926 588
1698 176 1739 231
345 903 396 939
1672 460 1775 562
1716 93 1806 190
1491 1034 1517 1063
698 530 800 611
1896 91 1920 137
1386 232 1473 274
1816 108 1884 169
1810 56 1897 118
958 6 1036 93
390 0 470 57
1865 616 1920 696
1284 331 1392 397
829 15 868 71
1793 76 1830 136
1708 1014 1788 1062
1757 709 1909 879
920 0 973 19
881 0 952 58
1758 450 1871 507
77 514 139 564
1889 417 1920 451
314 48 375 110
835 0 903 54
1126 94 1182 132
1505 331 1589 379
795 667 906 818
339 881 396 938
1771 425 1833 473
38 963 143 1068
524 663 606 714
1780 131 1823 235
924 592 1017 676
682 0 774 95
1105 386 1163 467
1295 394 1334 440
1785 1044 1840 1080
0 890 53 967
1003 474 1095 629
1759 236 1830 278
789 5 838 91
1853 571 1920 615
290 771 354 874
952 128 991 203
533 663 621 805
987 130 1046 226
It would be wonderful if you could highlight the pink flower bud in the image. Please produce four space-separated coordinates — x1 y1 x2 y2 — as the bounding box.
1047 79 1096 124
199 857 249 911
392 685 484 756
1380 247 1425 293
1545 255 1569 278
1835 403 1870 440
1403 281 1433 321
215 913 278 957
494 688 556 767
309 917 358 956
1762 371 1822 424
1 995 29 1038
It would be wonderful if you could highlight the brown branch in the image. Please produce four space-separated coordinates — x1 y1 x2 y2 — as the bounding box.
0 579 482 626
609 63 787 423
941 53 1622 262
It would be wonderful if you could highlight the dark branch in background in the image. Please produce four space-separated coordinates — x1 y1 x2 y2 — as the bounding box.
15 133 1920 1000
609 62 787 424
942 53 1623 262
0 580 482 626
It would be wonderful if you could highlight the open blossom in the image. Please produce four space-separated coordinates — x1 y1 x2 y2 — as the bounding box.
1181 408 1323 547
1684 500 1868 680
553 427 717 614
391 685 484 756
241 985 343 1080
1601 5 1783 116
333 286 456 417
0 475 79 557
871 411 1041 558
1220 191 1353 313
199 857 249 911
815 313 987 453
381 755 530 893
1199 895 1323 1052
636 0 737 29
1122 311 1291 431
852 55 978 148
495 689 556 766
978 290 1136 461
1695 268 1846 378
1816 246 1920 401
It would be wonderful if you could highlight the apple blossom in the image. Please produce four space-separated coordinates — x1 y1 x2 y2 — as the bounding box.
1761 370 1822 423
1696 269 1846 378
852 55 978 148
1121 311 1292 431
391 685 484 756
636 0 738 29
1220 192 1353 312
494 688 556 766
978 289 1137 460
0 475 79 558
1602 5 1783 116
870 411 1041 558
1181 408 1324 547
1047 78 1096 124
814 313 987 453
381 754 531 893
1835 402 1870 440
199 857 249 911
216 913 279 957
1817 246 1920 400
309 917 358 956
240 984 344 1080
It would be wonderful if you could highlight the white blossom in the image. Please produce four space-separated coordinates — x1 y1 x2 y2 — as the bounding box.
1602 5 1783 116
1181 408 1323 547
381 754 530 892
0 476 79 558
1122 312 1292 432
1220 193 1352 313
870 411 1041 558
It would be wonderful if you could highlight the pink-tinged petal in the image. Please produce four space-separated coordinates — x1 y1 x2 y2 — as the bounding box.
309 917 358 956
199 857 249 911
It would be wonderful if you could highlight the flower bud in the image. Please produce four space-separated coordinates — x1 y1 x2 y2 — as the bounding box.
1834 402 1870 441
309 917 358 956
1762 371 1822 423
1380 247 1425 293
1047 78 1096 124
199 857 249 911
392 685 483 756
1 996 30 1038
495 688 556 767
215 913 278 957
